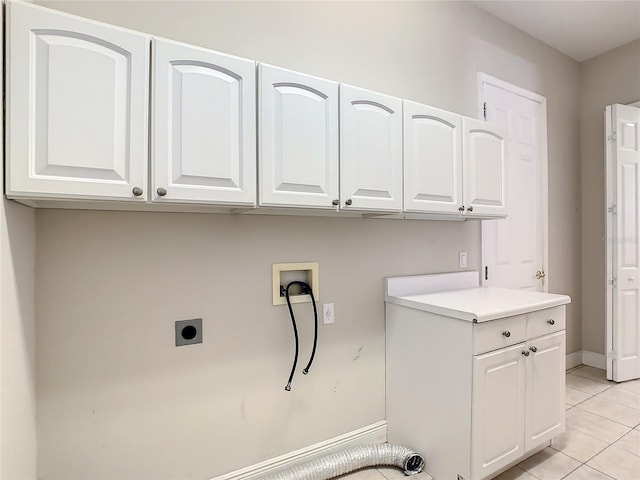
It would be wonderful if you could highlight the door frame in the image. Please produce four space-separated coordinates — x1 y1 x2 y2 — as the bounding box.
477 73 550 292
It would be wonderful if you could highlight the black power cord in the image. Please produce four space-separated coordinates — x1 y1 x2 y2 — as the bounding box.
284 281 318 391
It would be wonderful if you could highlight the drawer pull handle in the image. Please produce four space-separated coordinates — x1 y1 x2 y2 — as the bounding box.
522 350 530 357
530 346 538 353
502 331 511 337
547 319 555 325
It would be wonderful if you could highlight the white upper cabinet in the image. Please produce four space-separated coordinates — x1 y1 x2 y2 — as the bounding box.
340 85 402 212
463 117 507 217
152 38 256 205
403 101 463 214
259 64 339 209
7 2 150 201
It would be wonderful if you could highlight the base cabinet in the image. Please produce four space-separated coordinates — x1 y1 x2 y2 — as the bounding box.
386 305 566 480
471 331 565 479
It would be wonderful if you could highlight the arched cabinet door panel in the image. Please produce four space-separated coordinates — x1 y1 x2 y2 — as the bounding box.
7 2 149 201
340 85 402 212
463 117 508 217
259 64 339 209
152 38 256 205
403 100 463 214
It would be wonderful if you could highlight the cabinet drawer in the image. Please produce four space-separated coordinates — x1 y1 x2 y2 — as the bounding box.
473 315 527 354
527 307 565 339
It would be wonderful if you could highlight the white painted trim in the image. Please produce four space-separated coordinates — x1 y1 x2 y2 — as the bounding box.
211 421 387 480
628 101 640 108
582 351 607 370
566 351 582 370
477 73 549 293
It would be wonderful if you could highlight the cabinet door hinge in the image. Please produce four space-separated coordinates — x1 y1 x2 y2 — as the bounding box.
607 132 617 142
483 102 487 121
608 277 617 287
608 205 617 215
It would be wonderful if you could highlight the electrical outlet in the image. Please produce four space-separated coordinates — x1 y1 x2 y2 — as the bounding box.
459 251 468 269
323 303 335 325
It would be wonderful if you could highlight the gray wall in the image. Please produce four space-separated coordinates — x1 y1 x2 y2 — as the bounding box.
0 10 37 474
580 39 640 355
32 1 582 478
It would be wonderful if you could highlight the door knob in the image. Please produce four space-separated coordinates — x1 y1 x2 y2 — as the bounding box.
157 187 167 197
466 206 474 213
345 199 353 206
535 270 546 280
547 319 555 325
132 187 143 197
332 199 339 206
458 206 465 212
529 346 537 353
502 331 511 338
522 350 530 357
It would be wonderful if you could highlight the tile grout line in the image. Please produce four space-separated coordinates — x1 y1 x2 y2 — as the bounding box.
569 404 638 431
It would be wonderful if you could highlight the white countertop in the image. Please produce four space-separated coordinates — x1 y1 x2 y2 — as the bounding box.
386 286 571 322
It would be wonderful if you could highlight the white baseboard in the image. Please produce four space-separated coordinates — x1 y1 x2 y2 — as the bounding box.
582 351 607 370
211 421 387 480
566 351 607 371
566 351 582 370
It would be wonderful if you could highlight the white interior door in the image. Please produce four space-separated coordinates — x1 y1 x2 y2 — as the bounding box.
606 103 640 382
479 74 547 291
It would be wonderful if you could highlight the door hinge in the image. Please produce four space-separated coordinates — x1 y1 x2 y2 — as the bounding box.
608 205 617 215
609 277 617 287
484 266 489 281
607 132 617 142
483 102 487 121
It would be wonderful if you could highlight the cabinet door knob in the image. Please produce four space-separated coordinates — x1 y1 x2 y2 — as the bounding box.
547 319 555 325
502 330 511 338
522 350 530 357
466 206 474 212
332 199 339 206
529 346 538 353
458 206 465 212
345 199 353 206
132 187 143 197
157 187 167 197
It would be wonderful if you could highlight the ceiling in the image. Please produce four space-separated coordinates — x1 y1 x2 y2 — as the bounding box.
473 1 640 62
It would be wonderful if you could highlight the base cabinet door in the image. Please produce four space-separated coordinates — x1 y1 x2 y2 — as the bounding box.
525 331 566 452
340 85 402 212
7 2 150 201
463 117 507 217
259 64 339 208
152 38 256 205
472 343 526 480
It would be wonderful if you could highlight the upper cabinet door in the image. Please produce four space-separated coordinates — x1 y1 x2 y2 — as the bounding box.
152 39 256 205
463 118 507 217
403 101 463 214
259 64 339 208
340 85 402 212
7 2 150 201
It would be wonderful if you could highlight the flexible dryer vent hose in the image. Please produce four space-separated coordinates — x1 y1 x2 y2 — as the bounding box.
255 444 425 480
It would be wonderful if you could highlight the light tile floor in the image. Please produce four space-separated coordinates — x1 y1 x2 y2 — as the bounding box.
340 366 640 480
